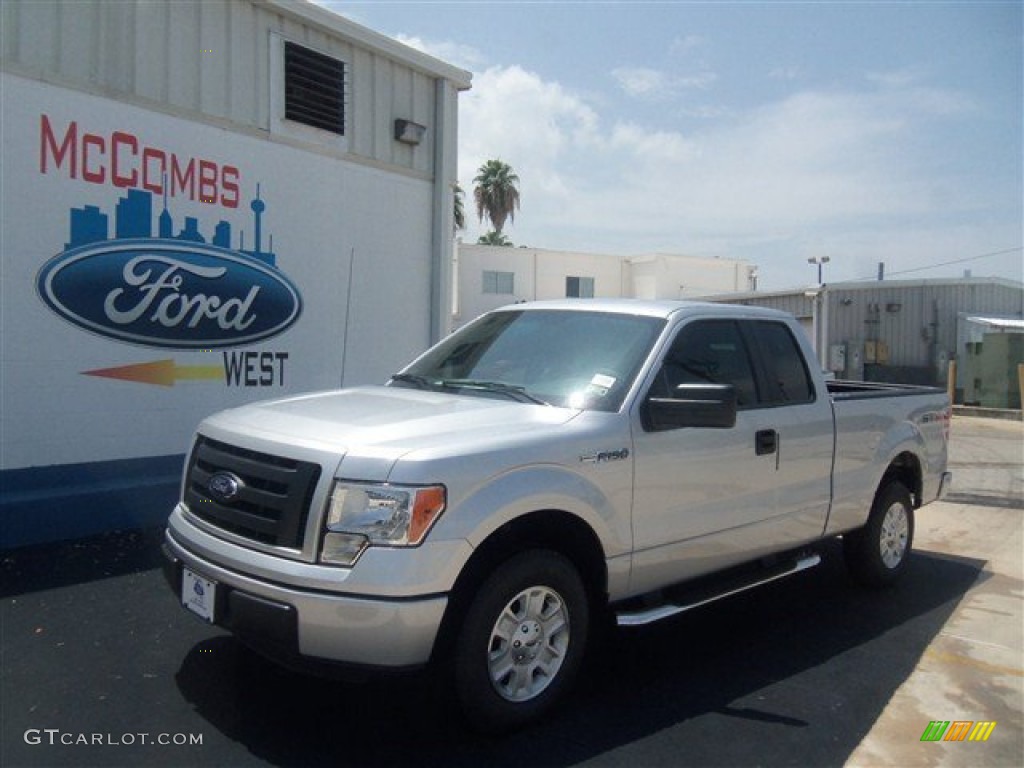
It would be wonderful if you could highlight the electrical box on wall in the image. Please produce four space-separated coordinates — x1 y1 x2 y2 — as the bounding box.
828 343 847 373
849 345 863 379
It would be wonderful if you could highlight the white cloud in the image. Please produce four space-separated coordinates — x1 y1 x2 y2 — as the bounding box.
768 65 802 81
612 67 671 98
459 66 600 207
392 33 484 72
678 71 718 90
669 34 707 56
458 63 996 285
866 65 927 89
608 122 700 165
328 16 1007 283
612 66 716 99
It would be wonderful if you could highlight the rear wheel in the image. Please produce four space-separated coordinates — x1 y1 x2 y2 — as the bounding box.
845 481 915 586
453 550 589 733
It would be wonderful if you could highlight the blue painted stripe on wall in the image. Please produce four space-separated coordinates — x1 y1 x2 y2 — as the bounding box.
1 454 186 550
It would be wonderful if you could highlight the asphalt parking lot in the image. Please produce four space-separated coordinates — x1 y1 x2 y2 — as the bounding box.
2 415 1021 768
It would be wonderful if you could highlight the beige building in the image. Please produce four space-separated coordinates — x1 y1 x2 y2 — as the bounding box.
454 243 756 327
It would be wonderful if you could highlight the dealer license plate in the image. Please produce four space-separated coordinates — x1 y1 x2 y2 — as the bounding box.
182 567 216 623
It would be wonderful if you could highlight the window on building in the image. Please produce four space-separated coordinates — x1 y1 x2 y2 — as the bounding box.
566 276 595 298
483 270 515 295
284 42 345 135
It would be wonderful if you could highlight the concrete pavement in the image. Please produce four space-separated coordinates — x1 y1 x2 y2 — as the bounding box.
849 416 1023 766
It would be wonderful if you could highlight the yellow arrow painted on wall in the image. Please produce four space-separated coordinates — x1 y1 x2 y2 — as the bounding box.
82 359 223 387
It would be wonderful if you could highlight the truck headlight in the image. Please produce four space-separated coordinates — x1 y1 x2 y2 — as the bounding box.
320 482 446 566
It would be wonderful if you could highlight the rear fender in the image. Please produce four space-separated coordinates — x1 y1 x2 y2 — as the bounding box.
828 419 926 535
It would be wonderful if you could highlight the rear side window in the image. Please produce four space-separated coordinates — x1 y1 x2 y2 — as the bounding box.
750 321 815 405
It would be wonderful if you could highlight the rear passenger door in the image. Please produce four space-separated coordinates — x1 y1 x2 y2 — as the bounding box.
629 317 832 594
744 319 833 542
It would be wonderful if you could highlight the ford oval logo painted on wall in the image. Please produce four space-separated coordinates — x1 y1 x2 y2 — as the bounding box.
37 239 302 349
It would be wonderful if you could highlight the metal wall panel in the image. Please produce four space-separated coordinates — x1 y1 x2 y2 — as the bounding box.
826 281 1024 372
1 0 464 177
709 279 1022 382
727 293 816 319
59 1 99 79
167 1 200 112
15 0 60 73
350 46 374 157
133 2 168 105
199 1 229 117
411 70 433 175
227 0 258 126
373 55 394 164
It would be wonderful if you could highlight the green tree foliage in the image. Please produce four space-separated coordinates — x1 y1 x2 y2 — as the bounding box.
477 230 513 246
473 159 520 234
454 183 466 233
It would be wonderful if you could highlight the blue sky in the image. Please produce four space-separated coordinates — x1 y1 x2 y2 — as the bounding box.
320 1 1022 290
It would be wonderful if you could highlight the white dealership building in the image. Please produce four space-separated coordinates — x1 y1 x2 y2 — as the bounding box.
0 0 471 547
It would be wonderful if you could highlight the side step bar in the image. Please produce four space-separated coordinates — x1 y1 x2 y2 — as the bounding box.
616 552 821 627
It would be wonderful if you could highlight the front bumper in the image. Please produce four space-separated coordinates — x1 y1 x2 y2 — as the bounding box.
163 528 448 670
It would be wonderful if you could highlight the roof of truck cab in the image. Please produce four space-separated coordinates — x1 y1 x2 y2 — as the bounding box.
497 298 794 321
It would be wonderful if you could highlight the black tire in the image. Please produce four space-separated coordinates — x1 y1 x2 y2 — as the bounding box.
453 550 589 733
844 481 915 587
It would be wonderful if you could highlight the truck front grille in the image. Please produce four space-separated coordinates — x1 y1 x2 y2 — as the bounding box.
184 436 321 549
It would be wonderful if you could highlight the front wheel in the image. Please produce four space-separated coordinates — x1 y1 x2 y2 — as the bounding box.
453 550 589 733
845 481 915 587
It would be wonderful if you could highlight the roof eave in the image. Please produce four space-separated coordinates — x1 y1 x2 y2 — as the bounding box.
259 0 473 90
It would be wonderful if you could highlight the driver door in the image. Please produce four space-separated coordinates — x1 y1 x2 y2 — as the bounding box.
629 318 811 594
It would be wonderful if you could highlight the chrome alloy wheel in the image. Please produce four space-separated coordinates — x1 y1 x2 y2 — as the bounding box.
879 502 910 569
486 585 570 702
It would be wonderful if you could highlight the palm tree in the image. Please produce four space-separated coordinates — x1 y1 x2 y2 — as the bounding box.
453 183 465 233
473 159 520 234
477 230 513 246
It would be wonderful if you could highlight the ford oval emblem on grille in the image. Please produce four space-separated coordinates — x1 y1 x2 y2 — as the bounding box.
208 472 243 503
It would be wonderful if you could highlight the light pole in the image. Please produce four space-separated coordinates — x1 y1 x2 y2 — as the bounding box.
808 255 830 284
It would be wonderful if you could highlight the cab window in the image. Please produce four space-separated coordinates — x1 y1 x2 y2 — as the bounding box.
749 321 815 404
651 320 759 408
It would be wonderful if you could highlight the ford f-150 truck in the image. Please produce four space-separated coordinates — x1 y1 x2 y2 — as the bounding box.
163 299 951 731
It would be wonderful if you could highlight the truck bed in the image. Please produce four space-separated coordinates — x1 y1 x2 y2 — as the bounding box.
827 379 946 400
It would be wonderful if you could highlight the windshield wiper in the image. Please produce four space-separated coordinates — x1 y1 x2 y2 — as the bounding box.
439 379 550 406
389 374 549 406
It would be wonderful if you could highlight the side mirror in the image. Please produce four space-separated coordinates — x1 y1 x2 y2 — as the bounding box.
642 383 737 431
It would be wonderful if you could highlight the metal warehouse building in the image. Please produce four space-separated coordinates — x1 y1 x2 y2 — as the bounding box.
708 277 1024 404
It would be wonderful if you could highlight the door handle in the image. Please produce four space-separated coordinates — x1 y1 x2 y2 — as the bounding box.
755 429 778 456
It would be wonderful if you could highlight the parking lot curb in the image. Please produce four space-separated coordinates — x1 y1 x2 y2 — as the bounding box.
952 405 1022 422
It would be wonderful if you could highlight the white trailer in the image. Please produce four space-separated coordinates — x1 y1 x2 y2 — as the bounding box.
0 0 471 547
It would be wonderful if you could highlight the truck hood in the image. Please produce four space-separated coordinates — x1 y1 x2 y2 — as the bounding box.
201 385 580 460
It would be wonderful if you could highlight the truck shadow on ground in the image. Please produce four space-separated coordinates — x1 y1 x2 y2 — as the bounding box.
175 540 986 768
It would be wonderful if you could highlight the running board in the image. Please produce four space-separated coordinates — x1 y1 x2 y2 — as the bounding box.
615 553 822 627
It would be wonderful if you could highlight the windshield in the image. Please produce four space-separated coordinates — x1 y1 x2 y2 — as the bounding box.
393 309 665 411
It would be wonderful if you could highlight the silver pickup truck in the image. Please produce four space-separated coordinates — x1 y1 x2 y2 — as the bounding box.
163 299 951 731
